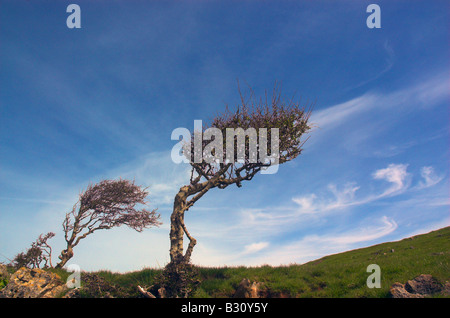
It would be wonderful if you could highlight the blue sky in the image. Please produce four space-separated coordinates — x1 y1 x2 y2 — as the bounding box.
0 0 448 272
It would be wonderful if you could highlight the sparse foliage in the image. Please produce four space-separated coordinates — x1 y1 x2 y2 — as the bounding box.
56 179 161 268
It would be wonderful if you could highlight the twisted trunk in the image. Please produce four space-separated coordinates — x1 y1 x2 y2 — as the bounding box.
169 186 197 264
55 246 74 269
169 165 233 264
169 188 187 263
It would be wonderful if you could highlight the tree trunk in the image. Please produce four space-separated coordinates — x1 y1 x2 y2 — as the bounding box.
169 186 197 264
55 246 74 269
169 187 187 262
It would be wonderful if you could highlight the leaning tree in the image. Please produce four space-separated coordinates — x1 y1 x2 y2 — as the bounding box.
162 85 312 297
55 179 161 269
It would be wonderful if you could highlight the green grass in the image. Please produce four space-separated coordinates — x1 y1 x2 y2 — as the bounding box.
4 226 448 298
88 226 449 298
93 268 160 287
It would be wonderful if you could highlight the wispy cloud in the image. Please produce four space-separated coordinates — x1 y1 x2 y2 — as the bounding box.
309 72 449 149
416 166 444 189
310 94 377 132
318 216 398 246
220 163 413 235
228 216 398 266
292 163 411 215
372 163 410 197
292 182 360 214
242 242 270 255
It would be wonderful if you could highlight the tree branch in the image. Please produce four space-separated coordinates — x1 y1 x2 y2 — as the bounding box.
137 286 156 298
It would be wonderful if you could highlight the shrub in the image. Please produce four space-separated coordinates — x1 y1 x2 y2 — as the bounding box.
151 260 200 298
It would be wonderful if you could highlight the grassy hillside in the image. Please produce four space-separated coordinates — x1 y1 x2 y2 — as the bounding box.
80 226 449 298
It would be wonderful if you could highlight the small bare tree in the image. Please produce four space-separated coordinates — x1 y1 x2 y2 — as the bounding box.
11 232 55 269
55 179 161 269
35 232 55 268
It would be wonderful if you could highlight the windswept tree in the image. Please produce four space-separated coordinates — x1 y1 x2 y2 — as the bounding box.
162 84 312 297
55 179 161 269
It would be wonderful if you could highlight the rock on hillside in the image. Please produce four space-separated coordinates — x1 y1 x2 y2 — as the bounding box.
389 274 449 298
0 267 67 298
